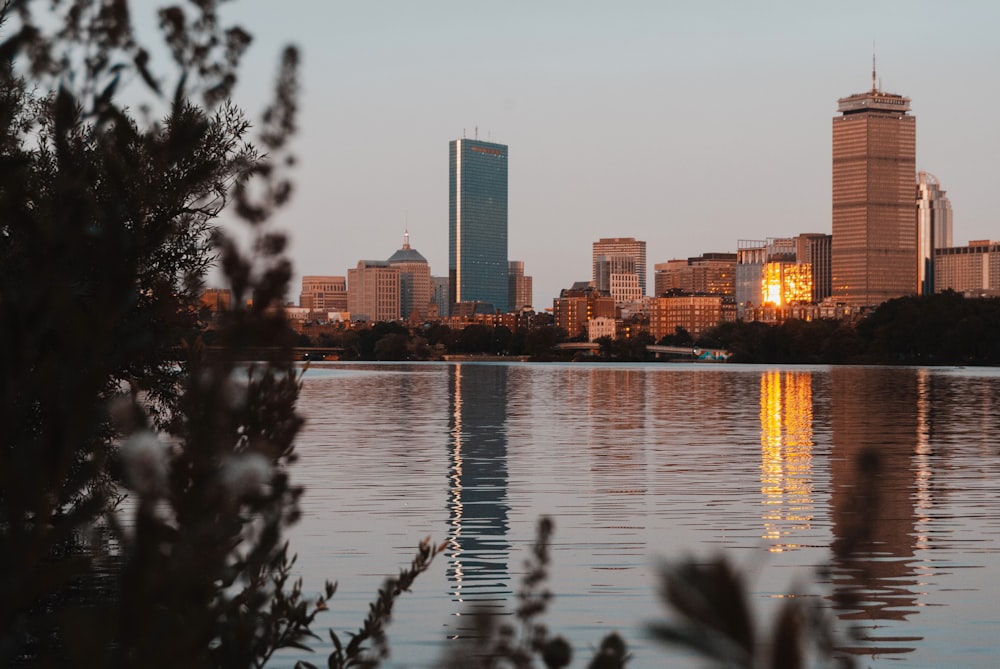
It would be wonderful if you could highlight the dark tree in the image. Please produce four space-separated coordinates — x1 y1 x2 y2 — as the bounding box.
523 325 567 360
374 332 410 360
0 4 441 668
458 323 493 353
492 325 513 354
855 291 1000 365
424 322 453 347
610 330 654 361
659 326 693 347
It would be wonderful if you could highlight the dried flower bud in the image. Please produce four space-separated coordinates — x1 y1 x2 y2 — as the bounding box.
120 431 170 498
221 453 272 498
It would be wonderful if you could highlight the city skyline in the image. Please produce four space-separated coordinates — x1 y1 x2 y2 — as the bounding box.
214 2 1000 307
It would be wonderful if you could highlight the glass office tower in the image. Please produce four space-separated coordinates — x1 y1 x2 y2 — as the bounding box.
449 138 509 314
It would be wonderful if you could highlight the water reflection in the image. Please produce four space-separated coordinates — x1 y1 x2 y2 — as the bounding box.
829 367 922 655
446 364 511 626
913 369 934 554
290 362 1000 668
585 368 649 530
758 370 815 552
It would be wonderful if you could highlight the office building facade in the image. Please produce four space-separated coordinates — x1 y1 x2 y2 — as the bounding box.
552 285 615 339
832 76 917 307
449 138 509 313
299 275 348 311
508 260 533 311
736 239 795 317
917 171 953 296
593 238 646 296
347 260 400 323
431 276 450 318
654 253 736 298
794 234 833 303
587 316 618 342
648 295 728 341
934 241 1000 296
608 272 641 305
200 288 232 313
387 231 432 321
762 261 813 307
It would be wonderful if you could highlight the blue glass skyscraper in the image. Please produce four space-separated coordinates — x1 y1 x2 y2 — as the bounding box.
449 138 508 314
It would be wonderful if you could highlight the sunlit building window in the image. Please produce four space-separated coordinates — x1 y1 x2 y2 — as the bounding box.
761 262 813 307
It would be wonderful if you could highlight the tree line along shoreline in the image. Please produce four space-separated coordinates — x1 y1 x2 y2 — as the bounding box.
251 291 1000 366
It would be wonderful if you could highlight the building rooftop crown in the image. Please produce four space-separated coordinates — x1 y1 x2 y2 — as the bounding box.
837 89 911 114
387 229 428 264
837 57 910 114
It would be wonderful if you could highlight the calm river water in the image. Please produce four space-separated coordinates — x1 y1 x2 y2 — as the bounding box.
283 362 1000 668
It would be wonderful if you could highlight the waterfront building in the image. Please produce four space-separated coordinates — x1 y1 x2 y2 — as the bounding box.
832 69 917 307
654 260 685 296
594 254 642 305
347 260 400 322
593 238 646 296
608 272 641 305
200 287 232 313
736 239 795 317
387 231 432 321
552 285 615 339
587 316 618 342
654 253 736 298
648 294 729 341
934 241 1000 296
794 234 832 303
594 254 634 290
736 241 767 317
508 260 533 311
450 138 509 313
762 261 813 308
299 275 347 311
917 172 953 296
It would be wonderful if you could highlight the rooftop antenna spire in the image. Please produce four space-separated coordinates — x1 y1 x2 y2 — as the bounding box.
872 42 877 93
403 227 410 249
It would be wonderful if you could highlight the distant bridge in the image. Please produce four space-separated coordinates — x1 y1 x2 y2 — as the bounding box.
553 342 731 361
647 345 731 362
553 342 601 352
295 347 344 360
205 346 345 361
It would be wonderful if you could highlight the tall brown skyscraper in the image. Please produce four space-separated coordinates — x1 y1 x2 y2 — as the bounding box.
832 68 917 307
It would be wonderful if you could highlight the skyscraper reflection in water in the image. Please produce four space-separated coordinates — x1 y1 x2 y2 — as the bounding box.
829 367 922 656
446 364 511 634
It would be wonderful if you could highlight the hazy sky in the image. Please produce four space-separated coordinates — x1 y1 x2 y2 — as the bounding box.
216 0 1000 307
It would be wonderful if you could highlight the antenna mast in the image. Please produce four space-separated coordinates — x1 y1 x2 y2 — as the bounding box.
872 43 877 93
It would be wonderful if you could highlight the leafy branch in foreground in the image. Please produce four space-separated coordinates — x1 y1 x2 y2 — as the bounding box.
440 517 628 669
648 556 855 669
294 537 446 669
435 516 858 669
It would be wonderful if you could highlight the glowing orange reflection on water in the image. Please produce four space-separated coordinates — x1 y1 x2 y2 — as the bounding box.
759 370 814 552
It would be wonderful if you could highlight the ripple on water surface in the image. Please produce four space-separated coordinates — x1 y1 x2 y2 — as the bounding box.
284 362 1000 669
